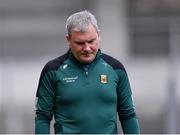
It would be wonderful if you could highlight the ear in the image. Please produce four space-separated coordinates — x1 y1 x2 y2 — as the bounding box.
66 34 70 42
97 31 101 41
65 34 71 47
99 35 101 41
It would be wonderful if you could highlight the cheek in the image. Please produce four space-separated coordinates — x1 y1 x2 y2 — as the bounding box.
70 44 81 51
91 46 98 51
92 43 99 51
70 46 83 55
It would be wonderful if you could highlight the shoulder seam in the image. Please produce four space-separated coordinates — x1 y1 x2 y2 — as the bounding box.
39 52 69 81
100 53 126 73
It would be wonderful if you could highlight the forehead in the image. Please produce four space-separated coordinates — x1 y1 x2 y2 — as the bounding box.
70 24 99 40
71 24 98 35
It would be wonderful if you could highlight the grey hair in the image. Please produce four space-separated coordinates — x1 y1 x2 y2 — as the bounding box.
66 10 100 36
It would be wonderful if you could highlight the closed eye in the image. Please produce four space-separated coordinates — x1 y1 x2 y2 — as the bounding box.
88 40 94 44
74 41 85 45
74 38 96 45
87 39 96 44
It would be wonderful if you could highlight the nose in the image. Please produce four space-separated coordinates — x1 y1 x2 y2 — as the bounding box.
83 43 91 51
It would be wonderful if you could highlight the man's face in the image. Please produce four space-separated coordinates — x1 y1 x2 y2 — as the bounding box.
66 24 100 64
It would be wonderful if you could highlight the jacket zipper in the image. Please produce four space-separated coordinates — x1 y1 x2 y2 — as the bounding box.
83 65 90 77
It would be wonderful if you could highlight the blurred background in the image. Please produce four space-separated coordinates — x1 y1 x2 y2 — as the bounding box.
0 0 180 133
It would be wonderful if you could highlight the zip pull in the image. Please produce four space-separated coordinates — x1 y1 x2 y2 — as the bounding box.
83 64 90 76
85 71 88 76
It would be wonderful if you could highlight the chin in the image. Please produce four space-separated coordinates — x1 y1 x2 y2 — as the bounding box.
79 55 96 63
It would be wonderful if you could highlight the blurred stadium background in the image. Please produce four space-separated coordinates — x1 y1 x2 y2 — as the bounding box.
0 0 180 133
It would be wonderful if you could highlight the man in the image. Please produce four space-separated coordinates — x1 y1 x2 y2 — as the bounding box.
35 10 140 134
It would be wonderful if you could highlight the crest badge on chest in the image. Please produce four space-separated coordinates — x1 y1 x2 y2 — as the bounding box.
100 74 108 84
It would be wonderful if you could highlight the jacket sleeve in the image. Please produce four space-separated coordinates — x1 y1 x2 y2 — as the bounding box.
116 69 140 134
35 66 56 134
